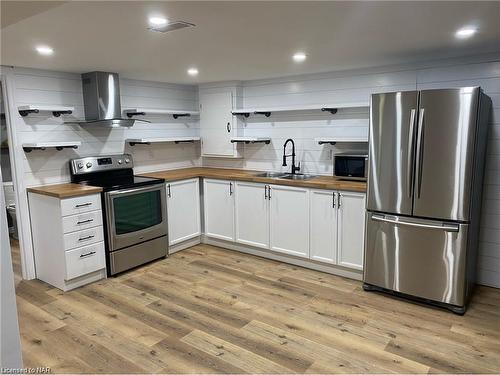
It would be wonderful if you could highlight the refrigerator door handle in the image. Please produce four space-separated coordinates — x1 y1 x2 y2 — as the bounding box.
371 214 459 232
415 108 425 198
407 108 417 198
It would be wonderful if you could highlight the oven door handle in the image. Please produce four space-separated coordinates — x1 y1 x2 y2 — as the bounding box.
106 183 165 197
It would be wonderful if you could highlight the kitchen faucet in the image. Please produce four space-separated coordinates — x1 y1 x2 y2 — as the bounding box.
282 138 301 174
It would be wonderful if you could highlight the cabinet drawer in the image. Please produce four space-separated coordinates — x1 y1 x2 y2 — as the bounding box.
60 194 101 217
65 242 106 280
62 210 103 234
63 226 104 250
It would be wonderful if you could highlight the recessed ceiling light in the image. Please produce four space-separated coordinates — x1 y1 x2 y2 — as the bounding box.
455 26 477 39
35 45 54 56
293 52 307 63
187 68 199 76
149 16 168 27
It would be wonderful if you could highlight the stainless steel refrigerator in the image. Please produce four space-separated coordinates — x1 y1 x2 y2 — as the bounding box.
363 87 491 314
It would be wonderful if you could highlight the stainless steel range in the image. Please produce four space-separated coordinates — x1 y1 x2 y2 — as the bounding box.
70 154 168 275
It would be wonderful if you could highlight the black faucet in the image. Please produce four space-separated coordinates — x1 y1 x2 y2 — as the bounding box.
282 138 301 174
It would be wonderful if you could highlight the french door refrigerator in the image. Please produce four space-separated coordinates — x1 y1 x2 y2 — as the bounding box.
364 87 491 314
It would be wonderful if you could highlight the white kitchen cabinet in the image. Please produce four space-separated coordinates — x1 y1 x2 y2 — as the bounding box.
199 91 241 158
166 178 201 246
28 192 106 291
234 181 270 249
310 189 337 264
203 179 235 241
337 191 366 270
269 184 310 258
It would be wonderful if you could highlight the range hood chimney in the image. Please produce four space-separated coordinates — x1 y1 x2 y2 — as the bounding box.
81 71 135 127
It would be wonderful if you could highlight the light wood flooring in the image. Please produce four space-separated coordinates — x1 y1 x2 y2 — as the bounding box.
14 244 500 374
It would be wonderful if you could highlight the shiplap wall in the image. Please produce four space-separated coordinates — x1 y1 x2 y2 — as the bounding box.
4 67 200 278
203 56 500 288
12 69 200 185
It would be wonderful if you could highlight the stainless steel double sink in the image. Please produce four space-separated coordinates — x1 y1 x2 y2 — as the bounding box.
255 172 316 181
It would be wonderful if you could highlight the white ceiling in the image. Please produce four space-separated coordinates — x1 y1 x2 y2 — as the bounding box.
2 1 500 84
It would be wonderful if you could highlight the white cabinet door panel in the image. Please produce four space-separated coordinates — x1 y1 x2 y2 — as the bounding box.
203 179 235 241
200 91 238 157
269 185 309 258
235 182 269 249
337 191 366 270
167 178 201 246
310 190 337 264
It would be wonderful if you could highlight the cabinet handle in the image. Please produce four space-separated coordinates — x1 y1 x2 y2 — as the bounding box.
264 185 268 200
78 235 95 242
229 182 233 196
76 219 94 225
226 122 231 133
268 186 271 200
338 193 342 208
80 251 96 258
332 192 336 208
75 202 92 208
167 184 171 198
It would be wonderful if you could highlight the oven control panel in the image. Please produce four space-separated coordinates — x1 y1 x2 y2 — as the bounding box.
70 154 133 175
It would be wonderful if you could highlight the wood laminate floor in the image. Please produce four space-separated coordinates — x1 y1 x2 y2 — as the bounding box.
14 244 500 374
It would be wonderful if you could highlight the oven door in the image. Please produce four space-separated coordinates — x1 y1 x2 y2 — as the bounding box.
105 183 167 251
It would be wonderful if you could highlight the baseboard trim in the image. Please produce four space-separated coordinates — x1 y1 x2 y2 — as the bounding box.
201 235 362 281
169 236 201 254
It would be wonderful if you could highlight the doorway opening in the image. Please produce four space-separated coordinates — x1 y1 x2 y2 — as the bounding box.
1 80 22 285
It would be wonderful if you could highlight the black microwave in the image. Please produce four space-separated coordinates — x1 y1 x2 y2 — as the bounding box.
334 154 368 181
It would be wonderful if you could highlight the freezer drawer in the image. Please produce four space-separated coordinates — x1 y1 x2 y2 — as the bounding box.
364 212 468 307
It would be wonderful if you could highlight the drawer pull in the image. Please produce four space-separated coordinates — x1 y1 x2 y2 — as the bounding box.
79 251 96 258
75 202 92 208
76 219 94 225
78 235 95 242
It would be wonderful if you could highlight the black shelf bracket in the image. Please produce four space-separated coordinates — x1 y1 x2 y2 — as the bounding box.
52 110 73 117
174 140 195 144
126 111 146 118
254 111 271 117
128 141 151 146
232 112 250 118
231 140 271 145
23 145 79 153
173 113 191 119
321 107 338 115
318 141 337 145
19 109 39 117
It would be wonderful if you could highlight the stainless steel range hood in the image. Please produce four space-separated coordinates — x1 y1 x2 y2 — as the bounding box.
80 71 136 127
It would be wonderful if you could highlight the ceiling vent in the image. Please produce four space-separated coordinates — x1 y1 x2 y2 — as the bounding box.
148 21 195 33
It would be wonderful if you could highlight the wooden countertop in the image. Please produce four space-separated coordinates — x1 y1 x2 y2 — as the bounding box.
141 167 367 192
27 183 103 199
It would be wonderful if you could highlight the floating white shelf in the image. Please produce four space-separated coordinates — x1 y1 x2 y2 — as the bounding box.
316 137 368 145
18 105 74 117
230 137 271 144
22 141 81 152
232 102 369 117
123 108 200 119
126 137 200 146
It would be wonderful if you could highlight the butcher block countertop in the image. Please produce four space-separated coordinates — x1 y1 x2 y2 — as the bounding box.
27 183 103 198
141 167 367 192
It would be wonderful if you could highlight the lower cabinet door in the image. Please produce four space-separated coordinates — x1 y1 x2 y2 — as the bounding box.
167 178 201 245
203 179 235 241
235 182 269 249
269 184 310 258
310 189 337 264
337 191 366 270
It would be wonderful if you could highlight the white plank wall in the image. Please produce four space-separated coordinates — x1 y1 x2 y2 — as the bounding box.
12 69 200 186
203 56 500 288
